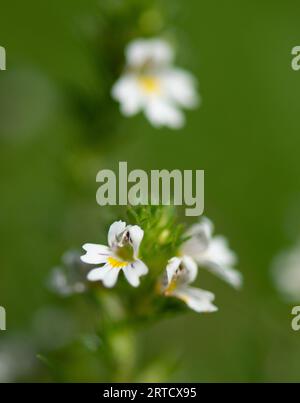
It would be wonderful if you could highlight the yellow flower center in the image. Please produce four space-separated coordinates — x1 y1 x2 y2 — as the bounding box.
107 256 128 269
165 279 177 295
139 76 160 94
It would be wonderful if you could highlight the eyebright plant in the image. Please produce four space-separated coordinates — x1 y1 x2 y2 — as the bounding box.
79 206 241 316
46 206 242 381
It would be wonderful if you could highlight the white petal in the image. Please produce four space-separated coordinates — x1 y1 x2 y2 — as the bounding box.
184 219 241 289
102 267 122 288
166 257 182 284
175 286 218 313
108 221 127 248
196 235 241 288
182 255 198 283
122 265 141 287
165 256 197 286
87 264 111 281
162 68 199 109
126 39 149 66
145 98 185 129
204 236 238 268
148 40 174 65
203 263 243 289
111 75 143 116
81 254 107 264
189 217 214 239
81 244 111 264
82 243 111 254
133 259 149 276
128 225 144 258
126 39 174 67
183 286 215 301
181 216 213 257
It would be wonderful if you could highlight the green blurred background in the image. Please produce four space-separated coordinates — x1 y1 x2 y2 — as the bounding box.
1 0 300 382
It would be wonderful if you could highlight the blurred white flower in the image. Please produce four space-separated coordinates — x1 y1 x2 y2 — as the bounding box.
163 255 217 313
81 221 148 288
48 250 90 296
271 242 300 302
112 38 199 129
181 217 242 289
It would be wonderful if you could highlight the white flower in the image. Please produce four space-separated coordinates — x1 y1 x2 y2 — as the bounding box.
163 256 217 313
81 221 148 288
181 217 242 289
48 250 90 297
112 38 199 129
271 242 300 302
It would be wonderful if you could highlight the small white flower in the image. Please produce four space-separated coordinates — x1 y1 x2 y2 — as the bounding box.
81 220 148 288
271 242 300 302
163 256 217 313
181 217 242 289
48 250 90 297
112 38 199 129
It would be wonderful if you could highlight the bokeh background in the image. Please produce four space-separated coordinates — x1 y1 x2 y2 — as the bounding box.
1 0 300 382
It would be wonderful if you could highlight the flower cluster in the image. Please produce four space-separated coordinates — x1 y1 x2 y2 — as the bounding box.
80 215 242 313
